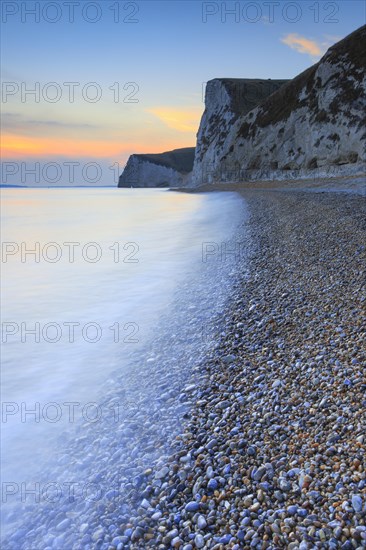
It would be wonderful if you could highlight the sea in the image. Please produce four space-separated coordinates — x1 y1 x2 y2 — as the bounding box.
1 187 248 544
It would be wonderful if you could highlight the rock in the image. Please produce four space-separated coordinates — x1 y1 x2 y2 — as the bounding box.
351 495 363 512
92 528 105 542
185 501 200 513
207 479 218 491
279 478 292 492
166 529 178 541
249 503 260 512
252 466 266 481
155 466 169 479
131 527 144 542
197 515 207 529
219 534 232 544
206 438 218 450
183 27 366 189
216 400 231 409
56 519 71 532
118 148 194 188
195 534 205 548
124 528 133 539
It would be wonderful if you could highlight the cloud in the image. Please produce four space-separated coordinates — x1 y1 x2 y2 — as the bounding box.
281 34 323 57
1 112 99 131
146 107 202 133
27 120 98 128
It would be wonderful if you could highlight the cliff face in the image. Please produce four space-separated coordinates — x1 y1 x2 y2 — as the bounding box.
194 79 288 179
118 147 195 187
188 26 366 187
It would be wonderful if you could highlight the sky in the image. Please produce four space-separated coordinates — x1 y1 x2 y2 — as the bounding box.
1 0 365 185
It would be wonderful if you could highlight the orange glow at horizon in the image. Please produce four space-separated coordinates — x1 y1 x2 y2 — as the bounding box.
1 133 194 160
2 133 145 159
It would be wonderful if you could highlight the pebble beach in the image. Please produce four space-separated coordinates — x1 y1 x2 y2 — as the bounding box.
121 190 366 549
3 189 366 550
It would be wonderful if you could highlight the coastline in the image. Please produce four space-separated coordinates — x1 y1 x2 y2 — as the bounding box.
171 173 366 196
3 190 365 549
122 190 366 549
2 192 249 549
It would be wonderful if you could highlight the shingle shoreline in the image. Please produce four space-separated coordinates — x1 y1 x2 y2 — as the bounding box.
3 191 365 550
126 191 366 549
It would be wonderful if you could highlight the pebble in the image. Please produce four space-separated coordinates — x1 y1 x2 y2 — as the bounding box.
155 466 169 479
185 502 200 513
56 519 70 531
207 478 218 491
351 495 363 512
195 534 205 548
197 515 207 529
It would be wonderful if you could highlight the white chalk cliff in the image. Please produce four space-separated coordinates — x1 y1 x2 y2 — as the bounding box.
185 25 366 187
118 148 194 188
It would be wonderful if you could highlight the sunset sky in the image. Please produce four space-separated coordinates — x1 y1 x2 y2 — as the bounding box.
1 0 365 185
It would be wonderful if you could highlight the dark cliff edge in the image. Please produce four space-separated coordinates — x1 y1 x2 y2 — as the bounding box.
118 26 365 189
194 78 288 165
187 25 366 187
118 147 195 188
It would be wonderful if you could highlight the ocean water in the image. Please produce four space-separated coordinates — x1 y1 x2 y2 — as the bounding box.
1 188 247 541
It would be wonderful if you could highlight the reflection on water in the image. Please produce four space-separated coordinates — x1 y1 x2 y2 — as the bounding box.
1 188 245 486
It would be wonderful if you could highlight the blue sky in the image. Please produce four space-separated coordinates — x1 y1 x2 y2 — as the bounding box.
1 0 365 185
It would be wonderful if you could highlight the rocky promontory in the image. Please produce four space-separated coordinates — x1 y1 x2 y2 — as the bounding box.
118 27 365 190
186 26 366 188
118 147 195 188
